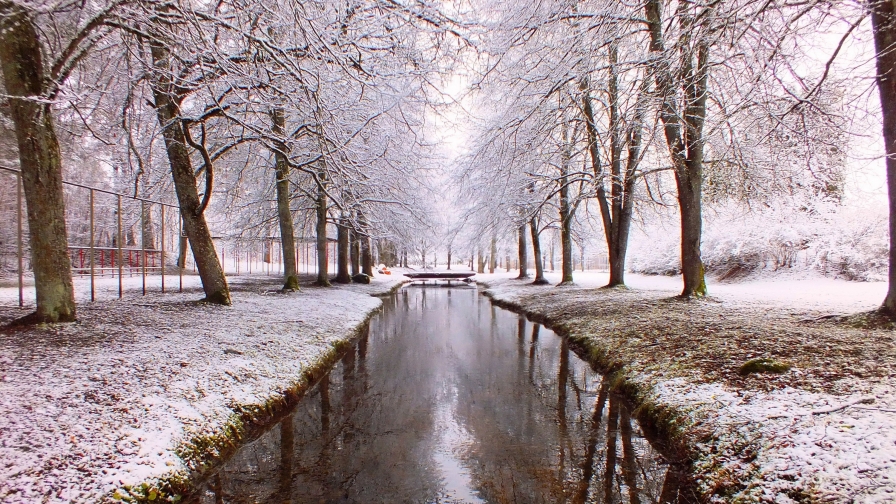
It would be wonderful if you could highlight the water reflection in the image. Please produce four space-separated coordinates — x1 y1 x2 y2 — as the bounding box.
195 287 689 503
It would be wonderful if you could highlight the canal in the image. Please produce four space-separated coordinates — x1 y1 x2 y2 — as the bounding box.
196 286 689 503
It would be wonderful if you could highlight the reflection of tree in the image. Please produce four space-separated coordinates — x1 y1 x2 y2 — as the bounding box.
320 373 330 436
212 474 223 504
278 415 294 504
198 288 680 504
558 338 569 487
573 377 608 504
620 404 641 504
528 323 540 384
604 394 620 503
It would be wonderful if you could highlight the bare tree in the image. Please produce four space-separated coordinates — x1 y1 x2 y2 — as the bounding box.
0 1 123 322
871 0 896 315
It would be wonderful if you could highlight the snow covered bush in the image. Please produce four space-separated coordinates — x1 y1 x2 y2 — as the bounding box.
628 202 888 282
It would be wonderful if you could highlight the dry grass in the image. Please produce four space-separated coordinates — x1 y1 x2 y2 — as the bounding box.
490 284 896 395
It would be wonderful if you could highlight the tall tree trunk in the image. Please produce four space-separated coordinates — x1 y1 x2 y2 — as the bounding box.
489 234 497 273
0 3 76 322
359 212 373 277
559 118 574 285
148 41 230 304
334 212 351 283
314 180 330 286
645 0 709 297
872 0 896 315
516 224 529 278
177 235 188 268
477 248 485 273
271 108 298 290
142 205 156 250
350 229 360 276
581 46 647 289
530 218 548 285
447 248 452 270
360 234 373 276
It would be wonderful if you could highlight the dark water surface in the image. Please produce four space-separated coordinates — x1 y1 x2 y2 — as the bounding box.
197 286 688 503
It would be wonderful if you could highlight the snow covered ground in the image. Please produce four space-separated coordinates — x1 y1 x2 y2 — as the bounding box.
478 271 896 503
476 269 888 313
0 274 403 503
2 268 891 502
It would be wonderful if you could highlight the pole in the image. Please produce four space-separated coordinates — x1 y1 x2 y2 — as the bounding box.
161 205 166 293
16 171 23 308
178 216 183 293
141 200 146 296
89 189 95 302
117 195 123 298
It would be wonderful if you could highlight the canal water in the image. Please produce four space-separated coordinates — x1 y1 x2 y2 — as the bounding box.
196 286 688 503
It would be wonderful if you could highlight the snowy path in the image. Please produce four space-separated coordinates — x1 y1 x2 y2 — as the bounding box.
0 275 402 503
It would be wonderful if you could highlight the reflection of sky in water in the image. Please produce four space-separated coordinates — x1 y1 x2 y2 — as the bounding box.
195 287 679 504
432 385 484 503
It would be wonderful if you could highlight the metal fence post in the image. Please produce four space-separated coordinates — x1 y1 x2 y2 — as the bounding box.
117 195 123 298
16 171 23 308
178 216 183 293
89 189 95 302
161 205 166 293
141 200 146 296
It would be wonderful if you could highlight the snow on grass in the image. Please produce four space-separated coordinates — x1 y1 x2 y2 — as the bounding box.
479 273 896 503
0 275 403 503
647 378 896 503
476 269 887 313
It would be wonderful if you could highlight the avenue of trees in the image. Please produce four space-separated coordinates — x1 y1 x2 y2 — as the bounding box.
457 0 893 302
2 0 896 322
0 0 454 321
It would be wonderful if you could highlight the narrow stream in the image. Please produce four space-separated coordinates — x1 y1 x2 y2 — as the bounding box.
196 286 688 503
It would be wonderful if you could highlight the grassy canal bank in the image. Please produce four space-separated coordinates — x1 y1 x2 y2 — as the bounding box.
480 274 896 503
0 275 405 503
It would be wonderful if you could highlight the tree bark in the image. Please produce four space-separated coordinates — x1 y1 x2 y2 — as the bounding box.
334 212 351 283
489 234 497 273
872 0 896 315
360 234 373 277
477 248 485 273
0 3 76 322
142 205 156 250
359 211 373 276
559 118 574 285
314 179 330 286
177 235 188 268
271 108 298 290
530 218 549 285
147 40 230 304
516 224 529 278
447 248 452 270
350 229 360 276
